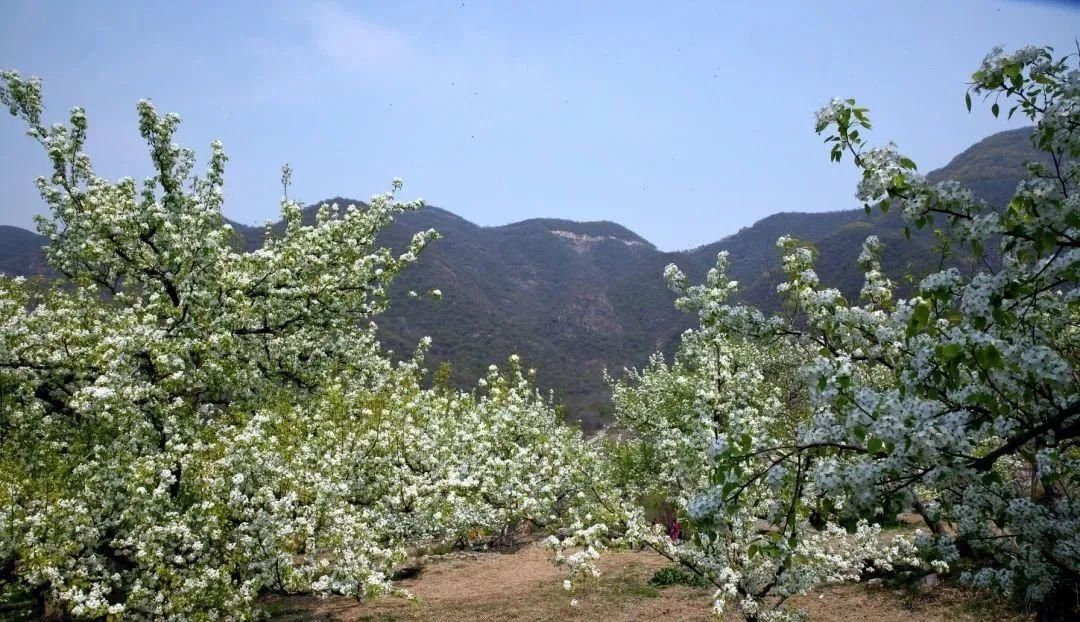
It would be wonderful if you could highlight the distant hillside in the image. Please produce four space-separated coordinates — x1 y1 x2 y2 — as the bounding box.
678 127 1042 312
0 127 1043 429
0 225 51 277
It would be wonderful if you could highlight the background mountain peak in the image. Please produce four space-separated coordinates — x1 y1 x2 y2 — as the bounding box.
0 127 1040 429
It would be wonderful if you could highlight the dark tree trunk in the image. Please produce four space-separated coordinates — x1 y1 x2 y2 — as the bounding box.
1035 581 1078 622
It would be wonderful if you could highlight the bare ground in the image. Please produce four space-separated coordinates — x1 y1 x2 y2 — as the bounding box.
266 542 1029 622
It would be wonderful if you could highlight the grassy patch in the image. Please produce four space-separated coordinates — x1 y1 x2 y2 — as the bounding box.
649 565 711 588
616 574 661 599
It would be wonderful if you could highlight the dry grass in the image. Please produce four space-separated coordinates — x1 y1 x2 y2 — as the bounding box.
265 542 1030 622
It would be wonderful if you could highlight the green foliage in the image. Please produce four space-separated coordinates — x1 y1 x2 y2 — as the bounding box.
648 565 711 588
616 576 662 598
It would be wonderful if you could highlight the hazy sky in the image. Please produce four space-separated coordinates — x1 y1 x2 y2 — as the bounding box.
0 1 1076 250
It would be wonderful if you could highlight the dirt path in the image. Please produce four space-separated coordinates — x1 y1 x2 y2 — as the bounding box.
268 542 1029 622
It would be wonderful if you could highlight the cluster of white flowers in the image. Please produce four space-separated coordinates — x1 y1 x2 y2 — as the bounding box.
853 143 911 203
553 43 1080 622
0 72 598 619
918 268 962 296
553 249 909 621
814 97 846 131
795 43 1080 617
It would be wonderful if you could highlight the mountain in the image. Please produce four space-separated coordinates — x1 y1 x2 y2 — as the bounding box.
376 210 684 429
0 127 1043 430
0 225 51 277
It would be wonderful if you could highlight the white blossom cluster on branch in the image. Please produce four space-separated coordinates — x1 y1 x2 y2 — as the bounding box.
548 44 1080 622
0 72 595 620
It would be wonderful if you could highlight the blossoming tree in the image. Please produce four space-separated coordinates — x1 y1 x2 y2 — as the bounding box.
549 254 922 622
798 44 1080 620
0 72 594 620
551 44 1080 622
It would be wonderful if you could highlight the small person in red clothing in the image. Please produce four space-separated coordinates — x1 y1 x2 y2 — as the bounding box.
668 518 682 542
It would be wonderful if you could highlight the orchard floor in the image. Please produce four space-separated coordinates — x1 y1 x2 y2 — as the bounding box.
266 542 1030 622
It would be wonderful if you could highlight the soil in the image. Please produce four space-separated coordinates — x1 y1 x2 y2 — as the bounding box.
266 542 1030 622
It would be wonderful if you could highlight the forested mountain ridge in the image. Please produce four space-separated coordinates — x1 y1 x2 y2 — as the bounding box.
0 127 1042 429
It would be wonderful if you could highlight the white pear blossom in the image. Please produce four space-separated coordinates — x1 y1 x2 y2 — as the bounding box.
0 72 596 620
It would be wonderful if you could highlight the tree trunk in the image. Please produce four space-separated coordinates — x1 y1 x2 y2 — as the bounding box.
1035 581 1078 622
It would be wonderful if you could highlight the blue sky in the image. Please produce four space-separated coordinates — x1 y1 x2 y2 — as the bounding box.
0 0 1076 250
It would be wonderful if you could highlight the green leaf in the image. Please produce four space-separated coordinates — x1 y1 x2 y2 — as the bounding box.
965 91 972 112
1042 230 1059 251
991 102 1000 117
937 343 963 361
907 300 931 338
976 345 1004 370
912 300 931 325
992 306 1012 327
